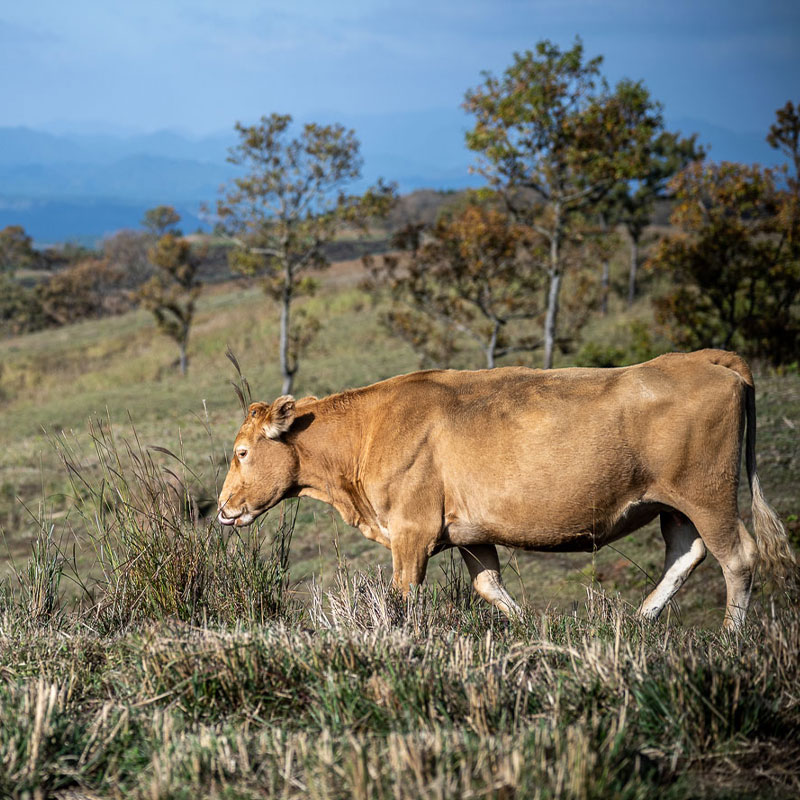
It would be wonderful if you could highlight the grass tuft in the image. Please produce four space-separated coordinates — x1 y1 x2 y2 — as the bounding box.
49 418 298 630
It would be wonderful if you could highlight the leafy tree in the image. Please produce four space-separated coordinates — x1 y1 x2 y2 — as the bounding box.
464 39 664 368
0 225 37 274
651 160 800 364
139 234 202 375
217 113 395 394
768 100 800 184
760 100 800 363
143 205 182 238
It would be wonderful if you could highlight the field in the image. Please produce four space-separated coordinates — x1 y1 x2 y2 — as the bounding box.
1 257 799 797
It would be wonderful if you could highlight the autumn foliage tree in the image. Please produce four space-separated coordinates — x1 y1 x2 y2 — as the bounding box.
464 39 664 368
0 225 37 274
367 205 549 368
139 233 202 375
217 113 394 394
651 159 799 364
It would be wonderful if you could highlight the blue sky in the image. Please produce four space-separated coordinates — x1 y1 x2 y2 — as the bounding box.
1 0 798 138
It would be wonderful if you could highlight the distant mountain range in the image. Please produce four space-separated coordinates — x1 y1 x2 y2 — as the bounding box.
0 110 785 245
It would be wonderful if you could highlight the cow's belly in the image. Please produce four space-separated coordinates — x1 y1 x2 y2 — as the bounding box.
441 495 665 553
436 425 659 552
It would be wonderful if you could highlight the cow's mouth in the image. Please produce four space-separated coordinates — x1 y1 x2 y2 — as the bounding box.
217 505 256 527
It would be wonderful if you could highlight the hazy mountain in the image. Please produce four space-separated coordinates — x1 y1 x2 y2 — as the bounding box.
0 111 786 244
0 127 96 166
0 197 208 245
0 126 234 167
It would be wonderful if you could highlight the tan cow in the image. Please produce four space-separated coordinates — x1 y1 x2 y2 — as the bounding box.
217 349 796 629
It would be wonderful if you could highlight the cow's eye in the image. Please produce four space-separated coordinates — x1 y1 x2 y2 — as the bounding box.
236 448 248 460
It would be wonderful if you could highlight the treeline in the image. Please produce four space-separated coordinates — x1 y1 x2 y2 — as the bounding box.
0 226 125 334
2 38 798 384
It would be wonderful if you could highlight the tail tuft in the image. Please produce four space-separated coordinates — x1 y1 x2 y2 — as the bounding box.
744 380 798 589
750 472 798 586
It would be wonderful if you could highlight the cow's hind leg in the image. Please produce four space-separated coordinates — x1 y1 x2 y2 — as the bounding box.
459 544 521 618
691 512 758 631
639 512 706 622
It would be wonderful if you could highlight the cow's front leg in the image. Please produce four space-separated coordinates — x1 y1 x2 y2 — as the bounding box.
459 544 521 618
390 528 433 596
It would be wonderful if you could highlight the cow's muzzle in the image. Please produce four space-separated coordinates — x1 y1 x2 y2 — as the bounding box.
217 499 255 527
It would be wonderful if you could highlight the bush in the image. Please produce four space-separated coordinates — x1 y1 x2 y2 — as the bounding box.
1 259 130 338
36 258 128 325
575 320 666 367
0 274 47 336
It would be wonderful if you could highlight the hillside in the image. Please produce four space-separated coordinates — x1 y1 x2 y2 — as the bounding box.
1 257 797 626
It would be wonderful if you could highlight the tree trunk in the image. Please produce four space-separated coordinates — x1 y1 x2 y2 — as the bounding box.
279 267 294 395
543 221 562 370
486 322 499 369
543 271 561 370
627 235 640 308
179 338 188 376
600 258 610 316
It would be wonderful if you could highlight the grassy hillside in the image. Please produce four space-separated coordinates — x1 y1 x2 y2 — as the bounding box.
0 256 798 797
1 260 798 622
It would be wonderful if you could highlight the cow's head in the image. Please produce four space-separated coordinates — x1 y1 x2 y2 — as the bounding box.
217 396 299 526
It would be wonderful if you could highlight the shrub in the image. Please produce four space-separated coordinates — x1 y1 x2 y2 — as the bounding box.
0 274 47 336
36 258 128 325
55 420 297 629
576 320 666 367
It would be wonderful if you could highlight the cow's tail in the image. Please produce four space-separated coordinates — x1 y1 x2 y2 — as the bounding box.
707 350 798 586
744 382 798 587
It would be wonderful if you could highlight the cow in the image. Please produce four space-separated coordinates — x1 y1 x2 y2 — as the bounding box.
217 349 796 629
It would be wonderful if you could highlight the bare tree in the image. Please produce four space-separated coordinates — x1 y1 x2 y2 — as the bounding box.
217 113 394 394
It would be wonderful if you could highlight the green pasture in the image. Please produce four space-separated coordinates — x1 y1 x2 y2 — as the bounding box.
1 265 797 628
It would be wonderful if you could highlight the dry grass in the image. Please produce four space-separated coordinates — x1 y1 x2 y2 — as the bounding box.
2 563 799 798
0 424 797 798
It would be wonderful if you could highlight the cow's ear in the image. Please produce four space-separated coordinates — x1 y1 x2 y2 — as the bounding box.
247 401 269 420
264 395 296 439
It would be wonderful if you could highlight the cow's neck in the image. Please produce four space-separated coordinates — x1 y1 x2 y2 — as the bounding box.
289 394 370 530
